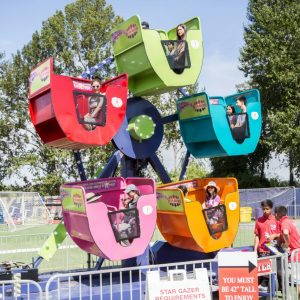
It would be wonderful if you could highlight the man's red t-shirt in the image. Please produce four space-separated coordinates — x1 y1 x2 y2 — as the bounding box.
280 216 300 256
254 214 279 254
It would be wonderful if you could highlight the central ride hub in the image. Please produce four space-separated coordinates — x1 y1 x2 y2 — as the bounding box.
127 115 156 142
113 97 164 159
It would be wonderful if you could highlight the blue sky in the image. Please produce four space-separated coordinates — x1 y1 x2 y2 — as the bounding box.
0 0 249 95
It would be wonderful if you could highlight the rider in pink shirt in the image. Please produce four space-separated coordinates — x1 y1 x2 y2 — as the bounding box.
202 181 220 210
202 181 221 227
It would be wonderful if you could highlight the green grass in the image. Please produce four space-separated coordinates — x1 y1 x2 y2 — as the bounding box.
0 224 57 236
233 222 254 247
0 222 255 273
0 224 166 272
1 222 296 299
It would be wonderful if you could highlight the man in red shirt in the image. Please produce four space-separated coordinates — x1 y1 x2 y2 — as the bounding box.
254 200 279 257
274 206 300 252
274 206 300 297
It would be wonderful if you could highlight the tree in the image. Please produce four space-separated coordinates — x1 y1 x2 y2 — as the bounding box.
239 0 300 185
267 105 300 183
0 1 206 193
169 158 207 182
210 154 279 188
0 0 123 194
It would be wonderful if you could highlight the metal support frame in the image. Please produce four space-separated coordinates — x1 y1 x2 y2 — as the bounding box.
95 257 105 270
148 153 171 183
179 150 191 180
120 156 139 178
178 87 189 97
81 56 115 79
32 256 43 269
70 88 190 270
73 150 92 268
161 113 178 124
98 150 123 178
73 150 87 181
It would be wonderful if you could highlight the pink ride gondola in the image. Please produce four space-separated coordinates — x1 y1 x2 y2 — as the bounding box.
60 177 156 260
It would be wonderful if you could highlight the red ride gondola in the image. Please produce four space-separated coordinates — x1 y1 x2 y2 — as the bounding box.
28 57 128 149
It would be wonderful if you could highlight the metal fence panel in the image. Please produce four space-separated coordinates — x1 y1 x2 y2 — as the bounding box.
43 254 289 300
0 279 43 299
290 249 300 300
0 255 290 299
45 259 217 300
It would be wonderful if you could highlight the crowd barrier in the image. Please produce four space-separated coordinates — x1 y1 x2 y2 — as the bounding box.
0 279 43 299
1 253 298 299
290 249 300 300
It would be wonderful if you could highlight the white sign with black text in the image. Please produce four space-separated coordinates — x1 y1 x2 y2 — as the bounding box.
145 268 211 300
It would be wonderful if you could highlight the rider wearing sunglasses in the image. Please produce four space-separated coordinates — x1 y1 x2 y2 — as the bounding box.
84 77 104 130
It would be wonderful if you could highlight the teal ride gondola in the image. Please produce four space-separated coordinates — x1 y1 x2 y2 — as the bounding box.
111 15 203 96
177 89 262 158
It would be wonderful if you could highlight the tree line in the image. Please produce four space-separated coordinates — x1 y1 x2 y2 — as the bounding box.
0 0 299 195
212 0 300 187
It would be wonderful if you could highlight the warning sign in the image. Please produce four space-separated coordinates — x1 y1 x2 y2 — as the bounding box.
145 269 211 300
218 251 258 300
257 258 272 276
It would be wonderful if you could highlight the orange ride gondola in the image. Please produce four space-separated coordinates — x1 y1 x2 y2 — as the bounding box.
28 57 128 149
156 178 240 253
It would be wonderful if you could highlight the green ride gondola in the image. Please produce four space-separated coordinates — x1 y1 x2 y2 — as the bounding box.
111 15 203 96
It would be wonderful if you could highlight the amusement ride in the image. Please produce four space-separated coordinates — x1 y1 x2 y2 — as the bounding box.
2 14 263 297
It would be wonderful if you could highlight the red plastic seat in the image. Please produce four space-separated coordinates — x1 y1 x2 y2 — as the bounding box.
28 57 128 149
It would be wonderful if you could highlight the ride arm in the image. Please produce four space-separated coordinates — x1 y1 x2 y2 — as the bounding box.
36 222 67 263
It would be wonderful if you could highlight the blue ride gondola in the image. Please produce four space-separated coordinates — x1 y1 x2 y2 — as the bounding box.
177 89 261 158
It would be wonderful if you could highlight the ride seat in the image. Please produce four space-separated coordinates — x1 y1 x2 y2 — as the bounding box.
227 113 250 143
161 40 191 74
111 15 203 96
177 90 261 158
